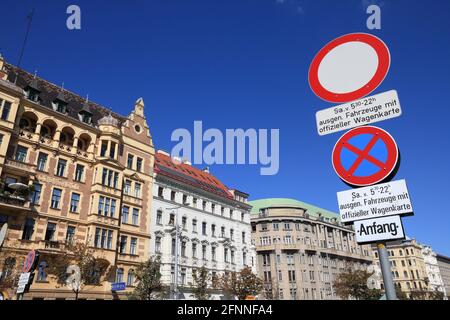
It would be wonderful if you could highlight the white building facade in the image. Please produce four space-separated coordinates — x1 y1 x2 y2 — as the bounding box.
421 245 447 298
150 150 256 299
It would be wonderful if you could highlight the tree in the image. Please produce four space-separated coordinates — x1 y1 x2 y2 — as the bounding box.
333 268 382 300
0 251 20 297
395 286 408 300
191 266 210 300
42 241 111 300
409 289 445 300
128 256 164 300
217 267 263 300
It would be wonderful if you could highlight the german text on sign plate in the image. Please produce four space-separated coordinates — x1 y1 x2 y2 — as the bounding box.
337 179 413 223
316 90 401 136
354 215 405 244
17 272 31 294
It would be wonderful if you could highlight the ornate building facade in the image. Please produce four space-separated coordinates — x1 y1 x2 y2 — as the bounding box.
371 239 447 299
150 150 256 299
0 56 155 299
250 198 374 300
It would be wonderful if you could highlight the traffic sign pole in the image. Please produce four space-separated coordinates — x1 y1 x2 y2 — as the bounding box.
377 242 397 300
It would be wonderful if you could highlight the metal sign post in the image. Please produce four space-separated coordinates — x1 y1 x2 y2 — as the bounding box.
377 243 397 300
309 32 412 300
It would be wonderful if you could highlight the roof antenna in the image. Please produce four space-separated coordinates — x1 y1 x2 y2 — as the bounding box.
18 8 35 68
61 81 65 90
33 70 38 78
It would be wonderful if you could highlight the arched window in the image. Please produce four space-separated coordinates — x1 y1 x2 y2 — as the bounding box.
127 269 135 286
37 261 48 281
116 268 124 283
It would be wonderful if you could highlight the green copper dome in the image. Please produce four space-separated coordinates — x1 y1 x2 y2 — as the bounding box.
249 198 339 221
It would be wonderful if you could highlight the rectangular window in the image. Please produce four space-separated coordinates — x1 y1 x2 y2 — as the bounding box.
202 222 207 236
156 210 162 225
106 230 112 250
130 237 137 255
98 196 105 215
100 141 108 157
158 187 164 198
1 101 11 121
127 154 134 169
51 188 62 209
74 164 84 182
124 180 131 195
30 183 42 205
132 208 139 225
136 157 143 172
66 226 76 243
101 229 107 248
155 236 161 253
109 142 116 159
121 206 129 224
192 243 197 258
113 172 119 189
202 245 207 260
45 223 57 241
135 183 141 198
22 218 35 240
15 146 28 162
212 247 216 261
56 159 67 177
37 153 48 171
288 270 296 282
70 193 80 213
110 199 116 217
192 219 197 233
94 228 101 247
119 236 127 254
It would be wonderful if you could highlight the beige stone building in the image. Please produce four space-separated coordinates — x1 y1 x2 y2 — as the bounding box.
250 198 373 300
436 254 450 299
0 56 155 300
371 239 431 298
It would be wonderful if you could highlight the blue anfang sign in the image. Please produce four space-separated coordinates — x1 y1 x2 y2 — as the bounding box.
111 282 126 291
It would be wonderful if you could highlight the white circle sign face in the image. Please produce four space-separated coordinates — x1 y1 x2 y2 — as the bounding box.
317 41 379 94
308 33 391 103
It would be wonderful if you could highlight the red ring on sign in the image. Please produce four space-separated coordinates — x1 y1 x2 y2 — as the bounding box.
332 126 399 187
23 250 36 273
309 33 390 103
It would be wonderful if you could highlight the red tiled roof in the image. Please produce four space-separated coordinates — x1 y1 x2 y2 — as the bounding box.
154 152 234 200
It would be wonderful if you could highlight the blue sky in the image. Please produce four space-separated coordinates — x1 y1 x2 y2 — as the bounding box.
1 0 449 255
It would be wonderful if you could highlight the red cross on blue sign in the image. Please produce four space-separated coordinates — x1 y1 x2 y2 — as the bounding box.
332 126 399 187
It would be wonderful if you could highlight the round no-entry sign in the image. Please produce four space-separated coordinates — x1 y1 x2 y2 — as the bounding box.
309 33 390 103
332 126 399 187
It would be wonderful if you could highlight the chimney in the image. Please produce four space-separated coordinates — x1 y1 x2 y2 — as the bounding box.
202 166 210 173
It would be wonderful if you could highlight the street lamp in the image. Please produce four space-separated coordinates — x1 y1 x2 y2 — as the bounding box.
165 201 190 300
